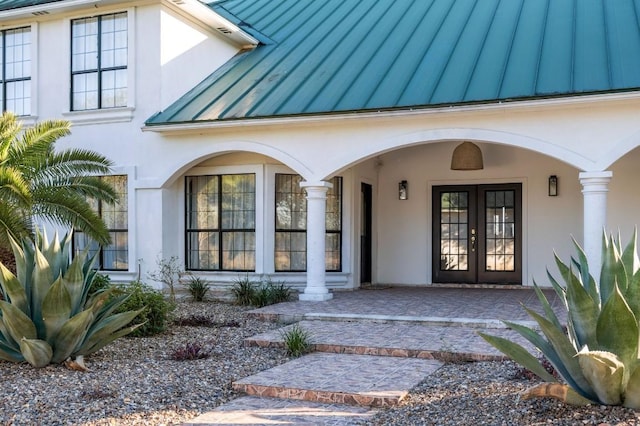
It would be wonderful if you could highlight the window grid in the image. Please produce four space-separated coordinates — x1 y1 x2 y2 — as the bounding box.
439 191 469 272
185 174 256 272
275 174 342 272
484 190 516 272
71 12 127 111
0 27 31 116
73 175 128 271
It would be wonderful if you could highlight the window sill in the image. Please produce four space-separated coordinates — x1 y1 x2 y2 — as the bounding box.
16 115 38 127
62 107 135 126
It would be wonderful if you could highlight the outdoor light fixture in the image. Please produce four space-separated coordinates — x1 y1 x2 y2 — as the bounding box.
549 175 558 196
399 180 408 200
451 141 484 170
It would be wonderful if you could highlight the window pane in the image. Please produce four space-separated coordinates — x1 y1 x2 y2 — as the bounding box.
72 73 98 110
101 69 127 108
185 174 255 271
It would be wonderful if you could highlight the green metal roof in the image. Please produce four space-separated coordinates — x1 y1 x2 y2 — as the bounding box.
0 0 63 11
142 0 639 124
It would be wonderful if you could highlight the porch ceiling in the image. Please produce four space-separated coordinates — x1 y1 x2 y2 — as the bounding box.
147 0 640 126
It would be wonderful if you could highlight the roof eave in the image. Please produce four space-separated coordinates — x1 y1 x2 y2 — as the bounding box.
142 91 640 134
165 0 258 47
0 0 123 21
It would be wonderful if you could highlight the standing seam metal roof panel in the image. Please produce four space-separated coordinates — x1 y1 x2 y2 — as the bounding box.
146 0 640 125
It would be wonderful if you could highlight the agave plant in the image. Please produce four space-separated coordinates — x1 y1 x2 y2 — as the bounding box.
480 230 640 408
0 231 143 370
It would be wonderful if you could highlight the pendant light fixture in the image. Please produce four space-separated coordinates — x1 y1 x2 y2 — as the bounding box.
450 141 484 170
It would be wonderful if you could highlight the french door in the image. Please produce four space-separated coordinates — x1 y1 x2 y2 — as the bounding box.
432 184 522 284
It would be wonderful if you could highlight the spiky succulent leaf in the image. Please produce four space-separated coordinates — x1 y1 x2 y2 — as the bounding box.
596 284 638 372
504 320 592 398
0 263 28 315
50 308 93 363
478 332 557 382
565 265 600 350
623 365 640 409
75 309 144 356
572 237 598 301
0 300 36 343
532 281 563 331
520 383 595 406
622 228 640 283
31 246 53 337
19 337 52 368
63 250 87 316
0 339 23 362
600 235 625 305
525 307 596 400
41 276 72 345
625 269 640 322
547 268 568 309
577 349 624 405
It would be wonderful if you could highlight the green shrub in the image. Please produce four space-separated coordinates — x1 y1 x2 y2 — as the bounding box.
281 324 312 357
232 276 293 307
88 272 112 297
117 281 175 337
231 275 257 306
480 230 640 408
187 276 210 302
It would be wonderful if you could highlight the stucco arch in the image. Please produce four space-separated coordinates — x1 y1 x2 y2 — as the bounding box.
153 140 314 188
315 128 598 181
596 128 640 170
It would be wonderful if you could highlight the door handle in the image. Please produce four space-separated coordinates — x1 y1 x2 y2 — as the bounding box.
471 228 476 252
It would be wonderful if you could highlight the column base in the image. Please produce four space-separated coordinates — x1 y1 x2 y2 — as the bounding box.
299 292 333 301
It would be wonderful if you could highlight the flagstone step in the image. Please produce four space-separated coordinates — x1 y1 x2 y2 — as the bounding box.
232 352 443 408
245 320 536 362
183 396 379 425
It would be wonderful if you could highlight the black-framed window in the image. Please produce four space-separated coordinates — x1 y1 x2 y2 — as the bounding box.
275 175 342 272
185 174 256 271
73 175 128 271
0 27 31 116
71 12 127 110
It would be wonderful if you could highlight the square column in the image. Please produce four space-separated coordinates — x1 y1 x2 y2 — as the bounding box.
579 171 612 279
299 181 333 301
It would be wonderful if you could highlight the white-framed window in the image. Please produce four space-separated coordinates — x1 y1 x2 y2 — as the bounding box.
71 12 127 111
73 175 128 271
0 26 31 116
275 174 342 272
185 173 256 271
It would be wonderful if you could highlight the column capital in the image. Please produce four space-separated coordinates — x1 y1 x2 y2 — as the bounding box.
579 171 612 194
300 180 333 190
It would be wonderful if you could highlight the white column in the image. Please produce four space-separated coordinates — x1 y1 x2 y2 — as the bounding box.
579 171 612 277
299 181 333 301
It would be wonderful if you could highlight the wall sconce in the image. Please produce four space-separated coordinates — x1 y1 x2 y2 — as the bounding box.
548 175 558 196
399 180 408 200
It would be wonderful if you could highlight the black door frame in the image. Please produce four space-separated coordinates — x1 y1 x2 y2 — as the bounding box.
432 183 522 284
360 183 372 284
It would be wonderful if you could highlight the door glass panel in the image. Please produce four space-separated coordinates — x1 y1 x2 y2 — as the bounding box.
485 190 515 271
440 191 469 271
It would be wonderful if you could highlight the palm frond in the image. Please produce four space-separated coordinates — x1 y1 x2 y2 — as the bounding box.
0 113 21 163
31 177 118 205
0 166 31 207
30 189 111 246
0 202 31 248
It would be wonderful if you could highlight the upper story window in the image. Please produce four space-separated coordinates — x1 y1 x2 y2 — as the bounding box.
0 27 31 116
71 12 127 111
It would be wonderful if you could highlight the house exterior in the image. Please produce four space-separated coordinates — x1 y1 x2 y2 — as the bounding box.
2 0 640 300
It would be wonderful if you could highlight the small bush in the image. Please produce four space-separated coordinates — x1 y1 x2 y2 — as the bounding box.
187 276 210 302
281 324 312 357
173 315 241 328
88 272 112 297
117 281 175 337
171 342 211 361
231 275 257 306
232 276 293 307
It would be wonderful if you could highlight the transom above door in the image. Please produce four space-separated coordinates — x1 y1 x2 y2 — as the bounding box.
432 184 522 284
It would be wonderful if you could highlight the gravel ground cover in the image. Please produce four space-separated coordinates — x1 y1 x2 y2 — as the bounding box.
2 300 640 425
363 361 640 426
0 301 289 425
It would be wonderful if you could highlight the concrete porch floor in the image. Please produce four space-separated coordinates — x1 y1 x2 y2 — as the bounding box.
247 285 567 325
